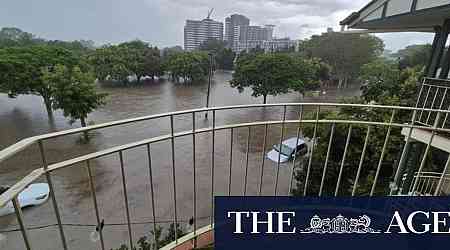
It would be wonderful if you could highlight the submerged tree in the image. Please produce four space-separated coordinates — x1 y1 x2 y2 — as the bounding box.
231 53 321 104
0 45 83 116
164 51 209 83
42 65 107 140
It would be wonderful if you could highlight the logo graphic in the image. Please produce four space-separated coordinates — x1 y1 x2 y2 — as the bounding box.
301 214 380 234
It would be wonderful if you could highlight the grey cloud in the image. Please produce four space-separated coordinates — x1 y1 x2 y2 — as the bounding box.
0 0 431 51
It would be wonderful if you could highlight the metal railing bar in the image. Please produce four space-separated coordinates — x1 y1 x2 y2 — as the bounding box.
419 86 432 122
319 123 336 196
274 106 287 195
12 197 32 250
210 110 216 226
4 103 450 166
258 124 268 196
392 110 418 195
146 144 158 249
412 112 442 194
426 88 440 124
288 109 304 195
85 160 105 250
4 117 450 208
352 126 371 196
119 151 133 249
228 128 234 196
243 126 251 196
442 104 450 129
370 110 396 196
435 155 450 195
415 80 425 109
191 112 197 244
39 140 68 250
438 88 448 110
304 106 320 196
169 115 178 243
40 120 450 175
335 125 353 196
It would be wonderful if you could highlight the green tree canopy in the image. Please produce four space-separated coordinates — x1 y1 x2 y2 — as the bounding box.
89 41 162 83
360 59 422 107
303 32 384 88
43 64 107 139
231 53 321 103
0 45 85 115
164 51 209 83
392 44 432 70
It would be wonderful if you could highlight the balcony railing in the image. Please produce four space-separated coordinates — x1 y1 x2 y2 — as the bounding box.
400 171 450 196
1 103 450 250
415 78 450 129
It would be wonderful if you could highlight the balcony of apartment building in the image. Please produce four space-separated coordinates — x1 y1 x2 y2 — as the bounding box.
2 1 450 250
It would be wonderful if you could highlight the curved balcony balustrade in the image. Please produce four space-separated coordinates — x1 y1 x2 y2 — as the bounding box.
1 103 450 250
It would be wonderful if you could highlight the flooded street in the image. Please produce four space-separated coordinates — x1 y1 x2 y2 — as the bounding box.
0 71 360 250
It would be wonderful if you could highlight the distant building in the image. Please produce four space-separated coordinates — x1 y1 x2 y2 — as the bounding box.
232 24 275 52
184 18 223 51
233 38 297 53
225 14 250 45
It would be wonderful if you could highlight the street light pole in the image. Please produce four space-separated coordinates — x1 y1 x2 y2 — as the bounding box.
205 52 214 119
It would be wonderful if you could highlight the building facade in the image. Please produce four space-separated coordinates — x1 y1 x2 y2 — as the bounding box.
232 38 297 53
225 14 250 45
184 18 224 51
232 25 275 52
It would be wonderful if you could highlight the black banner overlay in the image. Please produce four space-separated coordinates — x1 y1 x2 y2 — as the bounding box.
215 197 450 250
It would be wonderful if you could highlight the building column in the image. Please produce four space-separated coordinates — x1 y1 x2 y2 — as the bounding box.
439 39 450 79
427 20 450 78
401 142 424 195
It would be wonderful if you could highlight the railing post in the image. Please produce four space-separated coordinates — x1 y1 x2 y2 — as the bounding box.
146 144 158 249
335 125 352 196
304 106 320 196
169 115 178 243
119 151 133 249
191 112 197 244
371 110 396 196
274 106 287 195
289 107 304 195
228 128 234 196
12 197 32 250
352 126 371 196
38 140 68 250
85 160 105 250
411 112 442 194
210 110 216 225
258 124 268 196
391 110 417 195
243 126 251 196
318 123 335 196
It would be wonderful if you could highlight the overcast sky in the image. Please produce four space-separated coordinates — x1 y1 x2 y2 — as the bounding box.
0 0 434 52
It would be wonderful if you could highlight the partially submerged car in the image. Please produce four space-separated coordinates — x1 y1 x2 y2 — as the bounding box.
0 183 50 217
267 137 308 163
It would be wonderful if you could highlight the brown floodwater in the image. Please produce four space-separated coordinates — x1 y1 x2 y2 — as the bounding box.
0 71 360 250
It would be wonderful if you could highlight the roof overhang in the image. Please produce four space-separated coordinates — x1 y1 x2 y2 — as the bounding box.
341 0 450 33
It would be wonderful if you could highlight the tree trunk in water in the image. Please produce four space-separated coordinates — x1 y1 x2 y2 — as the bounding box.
263 94 267 104
43 96 53 117
80 116 89 142
337 78 343 89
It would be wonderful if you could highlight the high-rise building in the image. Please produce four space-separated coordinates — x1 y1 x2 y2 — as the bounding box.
232 24 276 52
184 18 224 51
225 14 250 44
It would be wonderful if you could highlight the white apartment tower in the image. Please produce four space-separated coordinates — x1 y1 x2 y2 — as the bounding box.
184 18 224 51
